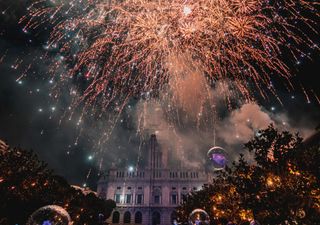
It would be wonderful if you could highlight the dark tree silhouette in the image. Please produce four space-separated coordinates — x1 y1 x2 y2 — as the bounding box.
0 140 116 225
177 125 320 224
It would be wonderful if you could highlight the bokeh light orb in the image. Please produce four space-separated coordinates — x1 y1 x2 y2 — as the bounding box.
27 205 72 225
207 146 227 170
188 209 210 225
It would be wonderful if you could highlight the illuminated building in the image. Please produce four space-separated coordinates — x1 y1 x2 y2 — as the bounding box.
97 134 210 225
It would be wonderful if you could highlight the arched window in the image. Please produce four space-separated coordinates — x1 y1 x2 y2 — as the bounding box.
124 211 131 223
152 211 161 225
135 211 143 224
112 211 120 223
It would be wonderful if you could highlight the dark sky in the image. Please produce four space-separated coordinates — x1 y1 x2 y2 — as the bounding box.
0 0 319 189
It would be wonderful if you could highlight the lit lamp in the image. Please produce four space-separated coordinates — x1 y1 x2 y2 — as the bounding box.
128 166 134 172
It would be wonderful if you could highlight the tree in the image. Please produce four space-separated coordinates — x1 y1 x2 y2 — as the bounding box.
177 125 320 224
0 140 116 225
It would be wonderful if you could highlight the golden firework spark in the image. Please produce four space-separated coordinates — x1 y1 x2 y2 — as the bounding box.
21 0 319 114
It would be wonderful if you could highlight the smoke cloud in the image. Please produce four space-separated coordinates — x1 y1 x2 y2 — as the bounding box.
217 102 314 146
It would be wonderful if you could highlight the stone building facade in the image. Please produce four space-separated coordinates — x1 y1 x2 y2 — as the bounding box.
97 134 210 225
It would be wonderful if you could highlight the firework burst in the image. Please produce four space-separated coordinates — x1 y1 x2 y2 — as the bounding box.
21 0 318 119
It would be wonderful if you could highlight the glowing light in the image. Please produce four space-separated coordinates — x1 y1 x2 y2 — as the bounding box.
266 175 281 189
183 6 192 16
266 177 274 186
128 166 134 172
208 146 227 170
27 205 71 225
42 220 52 225
239 209 253 221
188 209 210 224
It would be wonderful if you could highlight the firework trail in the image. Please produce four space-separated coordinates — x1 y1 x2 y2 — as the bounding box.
21 0 318 122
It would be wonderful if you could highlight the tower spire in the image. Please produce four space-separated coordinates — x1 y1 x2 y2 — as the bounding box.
148 134 162 169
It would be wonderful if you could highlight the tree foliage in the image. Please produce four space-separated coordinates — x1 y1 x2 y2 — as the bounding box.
177 125 320 224
0 141 116 225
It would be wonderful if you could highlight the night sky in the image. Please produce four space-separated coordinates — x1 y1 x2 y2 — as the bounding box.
0 0 319 189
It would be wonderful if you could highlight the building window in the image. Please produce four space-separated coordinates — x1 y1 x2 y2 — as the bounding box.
125 194 132 204
117 186 121 190
172 187 176 190
128 186 132 190
114 194 121 204
182 187 187 190
135 211 143 224
153 186 161 204
124 211 131 223
152 211 161 225
138 186 143 190
112 211 120 223
136 194 143 204
171 194 177 204
154 195 160 204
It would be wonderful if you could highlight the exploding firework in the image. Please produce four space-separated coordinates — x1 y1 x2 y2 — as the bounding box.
21 0 318 122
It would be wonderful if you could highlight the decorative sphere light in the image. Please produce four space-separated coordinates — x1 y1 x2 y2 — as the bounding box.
188 209 210 225
26 205 72 225
207 146 227 170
